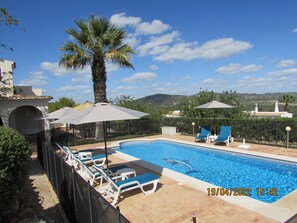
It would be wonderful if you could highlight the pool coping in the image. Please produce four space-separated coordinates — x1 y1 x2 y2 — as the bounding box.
109 137 297 222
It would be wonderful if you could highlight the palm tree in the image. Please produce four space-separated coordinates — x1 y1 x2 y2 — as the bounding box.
279 94 295 111
59 16 135 103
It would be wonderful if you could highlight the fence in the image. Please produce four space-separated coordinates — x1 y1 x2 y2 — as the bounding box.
39 137 130 223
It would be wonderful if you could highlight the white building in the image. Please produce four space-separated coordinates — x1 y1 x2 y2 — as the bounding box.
0 59 52 137
248 102 293 118
165 110 181 118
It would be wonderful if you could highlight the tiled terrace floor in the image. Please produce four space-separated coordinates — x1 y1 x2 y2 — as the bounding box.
72 135 297 223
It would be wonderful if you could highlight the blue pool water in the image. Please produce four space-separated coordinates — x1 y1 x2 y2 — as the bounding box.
117 140 297 203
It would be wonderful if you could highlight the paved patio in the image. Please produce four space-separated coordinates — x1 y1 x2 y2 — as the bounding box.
72 135 297 223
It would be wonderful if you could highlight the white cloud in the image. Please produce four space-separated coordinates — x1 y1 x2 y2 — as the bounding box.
237 75 297 93
124 33 141 48
136 19 171 35
149 45 170 55
196 38 252 60
154 42 198 61
292 28 297 33
216 63 241 74
19 71 48 87
239 64 263 73
200 78 226 90
41 61 118 84
216 63 262 74
110 13 141 27
238 76 272 90
150 64 159 70
58 85 91 91
267 68 297 77
154 38 252 62
117 85 140 91
276 60 297 67
106 63 120 73
181 75 193 80
202 78 217 84
137 31 180 56
71 76 90 83
110 13 170 36
41 61 91 76
30 71 43 75
121 72 157 82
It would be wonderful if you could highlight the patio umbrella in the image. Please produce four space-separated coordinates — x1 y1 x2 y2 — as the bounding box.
195 100 233 134
51 103 149 169
39 107 77 145
41 107 76 120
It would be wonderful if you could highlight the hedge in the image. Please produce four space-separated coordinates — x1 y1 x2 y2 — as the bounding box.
0 127 31 217
159 117 297 147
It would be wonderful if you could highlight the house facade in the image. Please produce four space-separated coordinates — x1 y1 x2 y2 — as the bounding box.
0 59 52 137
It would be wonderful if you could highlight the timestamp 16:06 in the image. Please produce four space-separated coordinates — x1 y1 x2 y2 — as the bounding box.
207 187 278 197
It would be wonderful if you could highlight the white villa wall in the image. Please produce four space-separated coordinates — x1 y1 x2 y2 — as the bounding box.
0 99 49 132
14 86 43 96
0 60 15 97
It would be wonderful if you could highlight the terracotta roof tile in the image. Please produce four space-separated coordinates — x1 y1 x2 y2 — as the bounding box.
0 95 53 100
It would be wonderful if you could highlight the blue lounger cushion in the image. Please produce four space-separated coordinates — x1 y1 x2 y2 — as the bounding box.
81 153 105 161
214 126 232 145
91 164 130 176
195 125 211 142
115 173 160 189
73 149 94 154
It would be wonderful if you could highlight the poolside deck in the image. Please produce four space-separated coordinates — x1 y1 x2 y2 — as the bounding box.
72 135 297 223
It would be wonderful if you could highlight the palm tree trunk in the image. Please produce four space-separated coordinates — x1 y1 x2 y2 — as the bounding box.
91 57 107 103
91 57 107 140
284 103 288 112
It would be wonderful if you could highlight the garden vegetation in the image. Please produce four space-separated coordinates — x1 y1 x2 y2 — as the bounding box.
0 127 31 219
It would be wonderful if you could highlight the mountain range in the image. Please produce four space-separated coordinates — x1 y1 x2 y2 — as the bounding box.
137 92 297 113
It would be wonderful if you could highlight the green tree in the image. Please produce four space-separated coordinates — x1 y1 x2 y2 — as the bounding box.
0 8 18 26
48 97 77 112
59 16 134 103
219 90 238 105
0 8 19 51
279 94 295 112
179 89 215 118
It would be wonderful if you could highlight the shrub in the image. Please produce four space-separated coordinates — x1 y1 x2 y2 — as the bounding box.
0 127 31 217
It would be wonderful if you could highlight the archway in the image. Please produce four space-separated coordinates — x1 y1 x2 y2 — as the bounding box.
9 106 43 138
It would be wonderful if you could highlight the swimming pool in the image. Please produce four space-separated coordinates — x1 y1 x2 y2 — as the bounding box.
116 140 297 203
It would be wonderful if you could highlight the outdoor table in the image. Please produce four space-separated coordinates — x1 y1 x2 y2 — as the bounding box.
116 168 136 180
209 135 218 142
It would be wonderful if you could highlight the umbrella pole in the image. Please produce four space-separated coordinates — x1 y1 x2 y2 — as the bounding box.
103 121 109 170
66 123 70 147
213 110 216 135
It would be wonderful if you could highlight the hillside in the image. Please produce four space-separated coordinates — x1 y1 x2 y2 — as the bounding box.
136 93 188 105
137 92 297 114
137 92 297 105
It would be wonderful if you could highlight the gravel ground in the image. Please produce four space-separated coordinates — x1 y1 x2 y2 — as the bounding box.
7 153 65 223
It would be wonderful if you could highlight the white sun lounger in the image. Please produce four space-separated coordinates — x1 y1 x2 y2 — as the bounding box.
55 142 93 164
74 156 132 186
94 165 160 205
62 145 106 167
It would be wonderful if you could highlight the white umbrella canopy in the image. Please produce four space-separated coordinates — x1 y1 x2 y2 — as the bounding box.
51 103 149 124
195 100 234 109
41 107 76 120
51 103 149 169
195 100 234 134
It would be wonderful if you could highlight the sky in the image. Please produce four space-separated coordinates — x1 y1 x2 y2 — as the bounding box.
1 0 297 103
